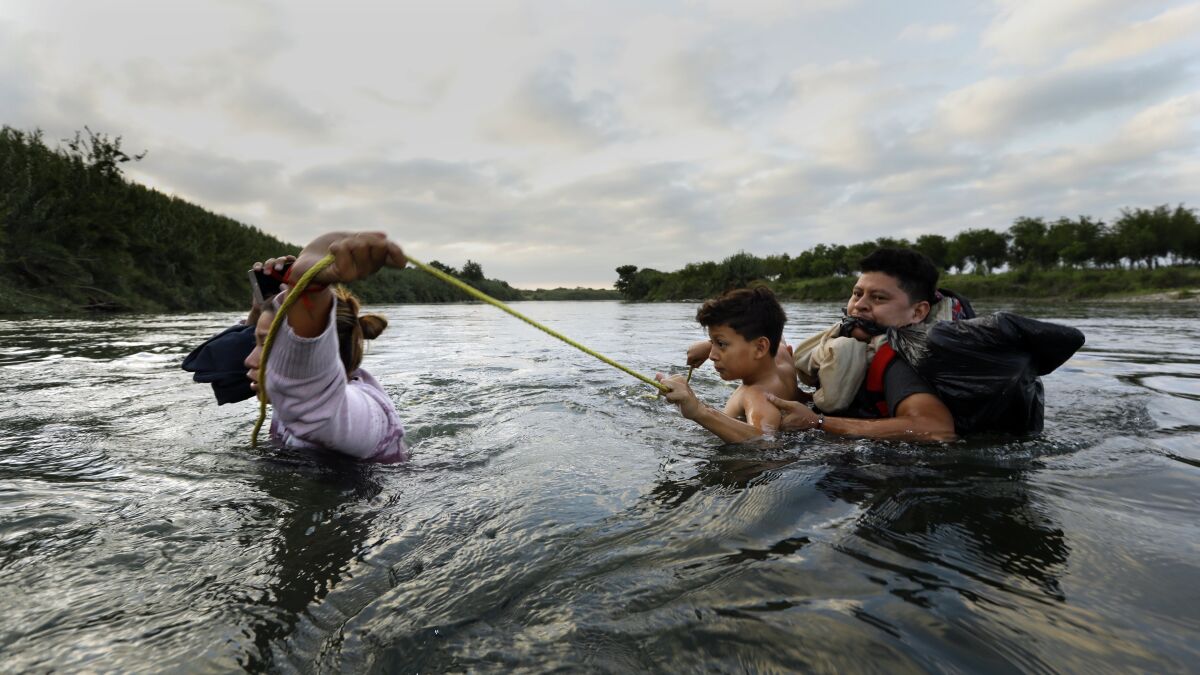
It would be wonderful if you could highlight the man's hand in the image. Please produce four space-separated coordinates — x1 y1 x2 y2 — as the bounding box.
685 340 710 368
656 373 705 420
252 254 297 281
291 232 408 286
765 392 820 431
245 254 297 324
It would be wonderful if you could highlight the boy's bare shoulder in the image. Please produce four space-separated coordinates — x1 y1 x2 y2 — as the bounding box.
735 381 784 429
738 381 779 405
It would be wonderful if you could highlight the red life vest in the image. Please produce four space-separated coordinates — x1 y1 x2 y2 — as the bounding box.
864 342 898 417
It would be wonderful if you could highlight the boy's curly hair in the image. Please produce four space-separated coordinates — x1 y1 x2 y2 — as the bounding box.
696 285 786 356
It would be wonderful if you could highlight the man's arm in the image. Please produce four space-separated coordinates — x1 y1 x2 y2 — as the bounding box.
657 374 776 443
282 232 407 338
767 391 957 442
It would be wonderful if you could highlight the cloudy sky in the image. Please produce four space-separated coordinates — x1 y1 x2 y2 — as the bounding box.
2 1 1197 288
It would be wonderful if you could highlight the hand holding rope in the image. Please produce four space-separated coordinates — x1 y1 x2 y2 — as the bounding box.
252 246 670 447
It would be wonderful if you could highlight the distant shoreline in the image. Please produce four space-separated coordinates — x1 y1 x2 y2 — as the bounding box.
616 266 1200 305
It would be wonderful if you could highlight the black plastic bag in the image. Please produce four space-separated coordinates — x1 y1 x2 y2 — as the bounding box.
897 312 1085 435
181 323 257 405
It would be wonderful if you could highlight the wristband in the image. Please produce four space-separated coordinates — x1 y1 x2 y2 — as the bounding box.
816 414 825 431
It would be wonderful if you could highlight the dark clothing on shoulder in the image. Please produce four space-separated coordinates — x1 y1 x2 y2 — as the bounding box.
182 323 256 405
838 356 935 419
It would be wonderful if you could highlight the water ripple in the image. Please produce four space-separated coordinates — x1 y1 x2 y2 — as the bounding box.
0 303 1198 671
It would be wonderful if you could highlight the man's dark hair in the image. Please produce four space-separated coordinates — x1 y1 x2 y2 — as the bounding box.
696 286 786 356
859 248 938 305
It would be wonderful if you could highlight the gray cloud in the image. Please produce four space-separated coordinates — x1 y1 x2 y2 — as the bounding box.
293 158 514 203
0 24 124 140
357 72 454 111
224 81 335 139
484 54 626 147
657 38 797 129
937 58 1190 138
139 146 285 206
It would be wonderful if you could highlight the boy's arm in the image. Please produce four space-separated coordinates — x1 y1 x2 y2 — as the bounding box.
656 374 773 443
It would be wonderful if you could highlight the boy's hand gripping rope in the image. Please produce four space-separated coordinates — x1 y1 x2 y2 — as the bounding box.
252 253 671 447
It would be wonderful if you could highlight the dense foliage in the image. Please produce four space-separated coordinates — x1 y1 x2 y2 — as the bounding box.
615 206 1200 301
0 127 521 313
519 287 622 300
345 263 522 305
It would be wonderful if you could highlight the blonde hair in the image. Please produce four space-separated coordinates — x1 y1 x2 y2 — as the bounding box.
333 286 387 374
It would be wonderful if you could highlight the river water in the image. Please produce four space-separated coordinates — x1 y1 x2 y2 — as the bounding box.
1 301 1197 672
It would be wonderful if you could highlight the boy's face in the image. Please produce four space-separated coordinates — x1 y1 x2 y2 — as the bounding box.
705 324 769 381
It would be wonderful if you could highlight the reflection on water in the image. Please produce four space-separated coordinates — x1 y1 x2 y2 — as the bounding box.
0 302 1198 671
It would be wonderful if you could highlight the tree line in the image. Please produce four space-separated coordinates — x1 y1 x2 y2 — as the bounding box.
0 126 521 313
615 205 1200 301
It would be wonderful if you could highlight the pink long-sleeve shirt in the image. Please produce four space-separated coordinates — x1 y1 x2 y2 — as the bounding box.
266 300 408 462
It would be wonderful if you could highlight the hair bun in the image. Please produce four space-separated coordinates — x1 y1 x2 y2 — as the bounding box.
358 314 388 340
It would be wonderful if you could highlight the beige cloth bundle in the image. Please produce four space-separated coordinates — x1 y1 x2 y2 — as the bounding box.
792 298 958 414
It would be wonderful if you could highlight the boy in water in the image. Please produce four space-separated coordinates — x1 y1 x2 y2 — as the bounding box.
657 286 799 443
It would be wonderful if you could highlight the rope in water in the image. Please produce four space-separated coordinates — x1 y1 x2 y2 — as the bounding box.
251 252 670 447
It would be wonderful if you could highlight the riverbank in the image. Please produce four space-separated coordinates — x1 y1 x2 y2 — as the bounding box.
763 266 1200 304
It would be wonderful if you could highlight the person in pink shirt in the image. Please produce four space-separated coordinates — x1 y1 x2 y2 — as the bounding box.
244 231 410 462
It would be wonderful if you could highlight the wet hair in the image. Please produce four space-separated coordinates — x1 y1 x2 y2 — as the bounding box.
695 285 786 356
859 248 938 305
333 286 388 374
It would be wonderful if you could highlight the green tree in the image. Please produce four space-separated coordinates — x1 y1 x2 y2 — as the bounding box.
1008 217 1055 267
1113 207 1162 268
614 265 639 298
719 251 767 289
950 228 1009 275
461 259 484 281
762 253 791 280
840 242 874 275
914 234 951 271
429 260 458 276
1172 204 1200 263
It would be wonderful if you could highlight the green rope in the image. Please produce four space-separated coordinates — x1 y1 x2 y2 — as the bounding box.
407 256 670 394
251 253 337 448
251 251 670 446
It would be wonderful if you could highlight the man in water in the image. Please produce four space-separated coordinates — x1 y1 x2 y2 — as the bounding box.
767 248 956 441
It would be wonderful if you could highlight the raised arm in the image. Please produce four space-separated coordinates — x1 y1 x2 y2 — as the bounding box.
279 232 407 338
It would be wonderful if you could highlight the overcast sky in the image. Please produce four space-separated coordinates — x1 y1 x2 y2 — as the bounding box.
2 1 1197 288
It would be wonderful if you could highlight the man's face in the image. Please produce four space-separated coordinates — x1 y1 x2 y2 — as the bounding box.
705 324 767 381
846 271 929 330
